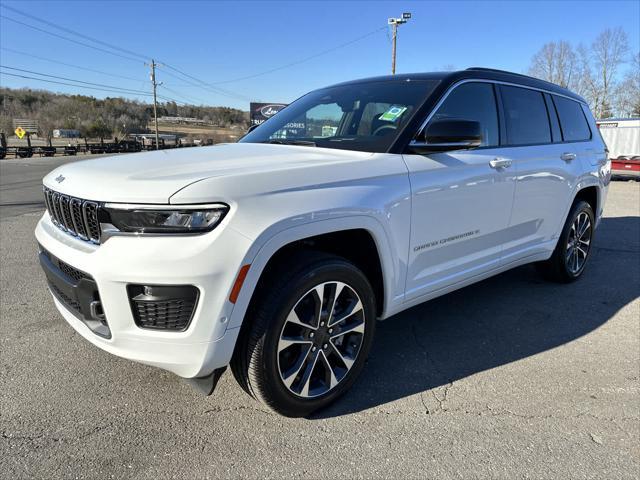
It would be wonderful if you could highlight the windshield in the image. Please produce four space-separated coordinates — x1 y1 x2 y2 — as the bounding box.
240 80 439 153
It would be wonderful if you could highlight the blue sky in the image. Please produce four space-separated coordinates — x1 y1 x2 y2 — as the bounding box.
1 0 638 109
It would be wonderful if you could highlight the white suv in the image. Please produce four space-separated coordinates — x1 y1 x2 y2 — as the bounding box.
36 68 610 417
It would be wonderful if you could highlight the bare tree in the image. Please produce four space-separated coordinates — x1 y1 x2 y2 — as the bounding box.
528 40 576 88
574 44 602 114
591 27 629 117
528 28 632 118
614 52 640 117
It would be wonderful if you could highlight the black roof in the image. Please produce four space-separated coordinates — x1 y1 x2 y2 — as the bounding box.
330 67 586 103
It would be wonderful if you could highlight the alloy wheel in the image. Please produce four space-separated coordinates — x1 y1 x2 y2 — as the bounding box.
276 281 366 398
566 211 592 274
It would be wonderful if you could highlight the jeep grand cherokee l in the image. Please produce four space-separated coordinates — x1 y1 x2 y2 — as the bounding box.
36 68 610 417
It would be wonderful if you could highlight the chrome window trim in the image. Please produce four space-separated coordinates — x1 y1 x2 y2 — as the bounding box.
412 78 589 143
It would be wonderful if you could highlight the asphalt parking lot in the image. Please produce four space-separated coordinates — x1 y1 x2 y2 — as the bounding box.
1 155 638 479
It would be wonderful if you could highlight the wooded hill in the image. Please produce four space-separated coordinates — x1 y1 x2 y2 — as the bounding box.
0 87 248 138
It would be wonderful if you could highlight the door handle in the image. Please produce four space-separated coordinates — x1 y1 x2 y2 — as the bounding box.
561 152 577 162
489 157 512 169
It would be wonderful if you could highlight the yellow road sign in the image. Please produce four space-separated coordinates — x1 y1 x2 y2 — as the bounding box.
15 127 26 139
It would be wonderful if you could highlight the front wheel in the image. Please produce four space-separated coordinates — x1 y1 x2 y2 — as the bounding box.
536 200 595 282
231 252 376 417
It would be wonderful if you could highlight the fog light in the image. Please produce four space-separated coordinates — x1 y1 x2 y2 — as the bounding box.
127 284 199 331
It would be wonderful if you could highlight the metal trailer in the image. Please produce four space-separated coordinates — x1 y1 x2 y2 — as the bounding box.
597 118 640 179
0 132 193 160
0 133 6 159
15 132 34 158
38 137 57 157
597 118 640 158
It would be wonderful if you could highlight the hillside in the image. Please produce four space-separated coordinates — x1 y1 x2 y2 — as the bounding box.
0 87 249 138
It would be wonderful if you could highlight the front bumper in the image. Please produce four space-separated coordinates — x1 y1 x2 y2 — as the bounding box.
35 213 251 378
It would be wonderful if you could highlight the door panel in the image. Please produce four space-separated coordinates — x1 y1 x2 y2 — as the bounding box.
403 150 515 299
403 81 515 300
498 143 581 263
499 89 589 263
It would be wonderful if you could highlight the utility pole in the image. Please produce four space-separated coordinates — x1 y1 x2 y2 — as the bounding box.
388 13 412 75
147 59 161 150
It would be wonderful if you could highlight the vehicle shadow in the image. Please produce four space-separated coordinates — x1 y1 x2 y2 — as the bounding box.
314 216 640 418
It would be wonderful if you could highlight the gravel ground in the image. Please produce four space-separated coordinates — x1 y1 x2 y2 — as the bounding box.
1 155 638 479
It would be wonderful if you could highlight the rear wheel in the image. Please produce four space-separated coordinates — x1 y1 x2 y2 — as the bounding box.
231 252 376 417
536 200 595 282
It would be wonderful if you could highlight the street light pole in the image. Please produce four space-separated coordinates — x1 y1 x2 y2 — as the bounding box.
388 13 411 75
391 22 397 75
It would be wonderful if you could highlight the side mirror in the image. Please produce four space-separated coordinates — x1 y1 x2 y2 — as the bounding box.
409 119 482 154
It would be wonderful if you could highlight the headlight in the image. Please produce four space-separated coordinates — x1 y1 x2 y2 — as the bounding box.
102 204 228 234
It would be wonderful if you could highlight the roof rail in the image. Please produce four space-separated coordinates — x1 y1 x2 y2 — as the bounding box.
465 67 533 78
465 67 568 89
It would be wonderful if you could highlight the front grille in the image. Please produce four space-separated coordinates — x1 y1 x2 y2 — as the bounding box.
40 246 90 283
43 187 101 243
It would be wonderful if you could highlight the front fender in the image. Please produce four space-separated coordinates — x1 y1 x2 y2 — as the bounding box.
226 215 402 330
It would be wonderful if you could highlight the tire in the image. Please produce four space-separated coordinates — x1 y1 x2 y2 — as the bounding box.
536 200 595 283
231 251 376 417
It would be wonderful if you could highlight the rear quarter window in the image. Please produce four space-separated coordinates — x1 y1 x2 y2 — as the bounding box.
553 96 592 142
500 85 551 145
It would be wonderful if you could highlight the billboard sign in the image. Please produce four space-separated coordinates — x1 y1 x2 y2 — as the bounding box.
250 103 288 127
249 102 305 137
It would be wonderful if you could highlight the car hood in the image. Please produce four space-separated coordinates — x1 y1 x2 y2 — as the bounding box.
42 143 374 203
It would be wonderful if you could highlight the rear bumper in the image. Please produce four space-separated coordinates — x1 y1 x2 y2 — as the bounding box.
612 169 640 179
612 159 640 179
35 212 251 378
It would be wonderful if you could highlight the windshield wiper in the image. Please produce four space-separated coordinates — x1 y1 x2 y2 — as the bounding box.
261 139 317 147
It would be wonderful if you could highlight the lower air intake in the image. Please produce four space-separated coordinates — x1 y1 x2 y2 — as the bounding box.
127 284 199 331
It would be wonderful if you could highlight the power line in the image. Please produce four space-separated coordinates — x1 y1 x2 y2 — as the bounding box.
159 67 251 102
0 4 244 101
1 5 389 105
160 85 207 105
0 4 148 60
0 47 143 82
0 70 185 107
208 26 387 84
0 65 152 95
0 15 142 63
0 71 154 96
0 11 248 103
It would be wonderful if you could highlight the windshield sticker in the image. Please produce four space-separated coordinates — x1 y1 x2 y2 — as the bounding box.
379 105 408 122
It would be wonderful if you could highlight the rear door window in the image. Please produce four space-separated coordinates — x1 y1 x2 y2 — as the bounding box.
553 96 592 142
500 85 551 145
